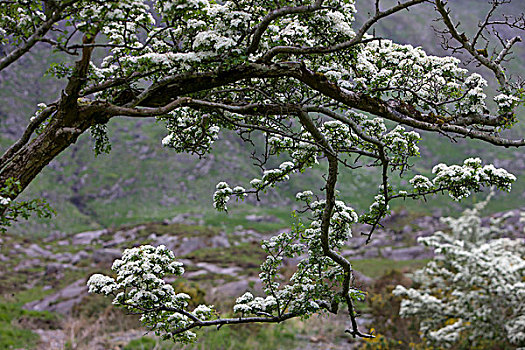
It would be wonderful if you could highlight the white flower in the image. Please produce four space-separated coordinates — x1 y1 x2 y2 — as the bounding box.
410 175 433 191
0 196 11 206
161 134 174 146
87 274 116 295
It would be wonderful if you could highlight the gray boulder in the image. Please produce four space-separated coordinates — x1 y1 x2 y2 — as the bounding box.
72 229 107 245
208 278 263 302
24 244 53 258
14 258 42 271
92 248 122 264
45 262 74 275
24 279 87 315
382 246 433 260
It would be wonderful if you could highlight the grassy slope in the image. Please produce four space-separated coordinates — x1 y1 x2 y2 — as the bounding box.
0 221 430 349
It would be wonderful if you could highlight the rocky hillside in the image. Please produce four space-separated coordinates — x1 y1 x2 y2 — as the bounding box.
1 205 523 349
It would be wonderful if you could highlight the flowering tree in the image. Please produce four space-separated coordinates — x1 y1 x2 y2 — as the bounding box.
1 0 525 342
394 195 525 347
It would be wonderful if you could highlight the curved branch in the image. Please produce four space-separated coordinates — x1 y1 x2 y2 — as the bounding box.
0 0 81 71
260 0 427 62
297 110 373 339
246 0 325 54
495 36 522 65
434 0 509 86
289 65 525 147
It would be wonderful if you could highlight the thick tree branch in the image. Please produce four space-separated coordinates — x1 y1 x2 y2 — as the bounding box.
289 64 525 147
0 34 97 197
0 105 56 170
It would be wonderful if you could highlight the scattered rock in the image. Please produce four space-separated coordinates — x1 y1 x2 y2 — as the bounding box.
163 213 204 225
24 279 87 315
153 235 179 251
14 258 42 271
245 214 281 223
402 225 413 234
209 232 230 248
208 277 263 302
195 262 241 275
35 329 67 350
177 236 208 255
71 251 90 265
344 248 380 260
154 235 225 256
92 248 122 264
42 231 67 243
231 228 264 243
185 270 209 278
381 246 433 260
72 229 107 245
24 244 53 258
45 262 74 275
53 252 74 263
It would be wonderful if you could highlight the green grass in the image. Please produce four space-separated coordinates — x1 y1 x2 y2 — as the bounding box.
0 319 40 350
352 258 430 278
124 337 157 350
124 322 297 350
185 241 266 271
0 288 60 350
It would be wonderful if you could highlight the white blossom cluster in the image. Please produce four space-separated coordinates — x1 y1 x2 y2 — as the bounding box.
394 199 525 347
494 93 521 113
268 130 320 169
78 0 153 40
263 1 356 51
0 196 11 206
87 245 214 343
86 0 357 82
213 161 300 211
409 175 434 191
350 40 489 115
247 192 361 318
407 158 516 200
321 121 358 149
383 125 421 166
12 0 519 129
304 197 359 252
161 108 220 156
361 117 388 138
460 73 488 114
0 2 46 45
32 0 518 175
233 292 278 315
11 0 521 342
86 237 365 343
212 182 246 212
250 161 296 190
366 193 390 222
